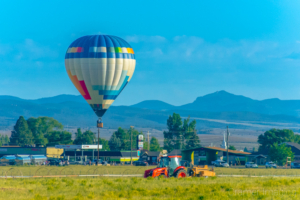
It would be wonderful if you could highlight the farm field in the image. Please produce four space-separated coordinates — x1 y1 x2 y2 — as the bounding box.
2 165 300 177
1 176 300 199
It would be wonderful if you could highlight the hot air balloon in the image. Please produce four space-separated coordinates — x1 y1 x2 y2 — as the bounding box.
64 35 136 122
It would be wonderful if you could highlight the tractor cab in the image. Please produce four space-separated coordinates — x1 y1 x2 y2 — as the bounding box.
144 155 187 178
158 156 182 175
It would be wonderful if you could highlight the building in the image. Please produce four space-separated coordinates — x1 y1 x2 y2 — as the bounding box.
168 149 182 157
62 150 140 163
182 146 251 165
283 142 300 161
46 147 63 158
0 147 46 157
247 151 269 165
247 142 300 165
140 150 161 165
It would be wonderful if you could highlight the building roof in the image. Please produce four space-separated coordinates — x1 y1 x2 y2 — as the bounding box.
182 146 251 155
283 142 300 150
254 154 267 159
62 150 139 157
168 149 182 156
140 150 160 157
204 147 251 155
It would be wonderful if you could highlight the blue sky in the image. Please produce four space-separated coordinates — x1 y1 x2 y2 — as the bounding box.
0 1 300 105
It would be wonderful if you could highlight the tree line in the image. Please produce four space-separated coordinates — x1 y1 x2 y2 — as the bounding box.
0 135 9 146
163 113 201 152
6 116 165 152
257 129 297 165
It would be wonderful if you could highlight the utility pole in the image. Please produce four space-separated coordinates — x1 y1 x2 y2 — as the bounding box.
130 126 134 165
97 118 103 165
97 127 100 162
147 131 150 151
226 126 229 164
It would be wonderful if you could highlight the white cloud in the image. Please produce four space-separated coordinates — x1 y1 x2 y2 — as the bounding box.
0 39 58 62
130 35 300 66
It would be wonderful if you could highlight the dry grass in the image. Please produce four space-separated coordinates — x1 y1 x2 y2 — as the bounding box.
0 165 152 177
0 176 300 199
214 167 300 176
2 165 300 177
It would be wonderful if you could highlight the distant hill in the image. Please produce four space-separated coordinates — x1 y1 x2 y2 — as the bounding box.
1 91 300 130
0 94 85 104
30 94 86 104
131 100 175 110
133 91 300 117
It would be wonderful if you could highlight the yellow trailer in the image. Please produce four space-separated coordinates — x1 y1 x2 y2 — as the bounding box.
189 165 216 177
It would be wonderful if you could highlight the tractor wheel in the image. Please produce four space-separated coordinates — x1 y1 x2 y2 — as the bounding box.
176 170 187 178
188 168 195 177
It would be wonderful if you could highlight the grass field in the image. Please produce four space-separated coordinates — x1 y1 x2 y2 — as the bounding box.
2 165 300 177
1 176 300 199
214 167 300 176
0 165 150 177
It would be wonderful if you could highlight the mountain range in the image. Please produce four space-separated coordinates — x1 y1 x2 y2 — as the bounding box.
1 91 300 130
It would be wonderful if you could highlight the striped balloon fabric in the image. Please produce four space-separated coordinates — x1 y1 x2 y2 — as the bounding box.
65 35 136 117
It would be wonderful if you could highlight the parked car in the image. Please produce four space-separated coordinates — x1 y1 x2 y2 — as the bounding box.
291 162 300 169
265 162 277 168
133 160 148 166
48 159 60 166
212 160 229 167
91 159 102 165
245 162 258 168
101 161 110 166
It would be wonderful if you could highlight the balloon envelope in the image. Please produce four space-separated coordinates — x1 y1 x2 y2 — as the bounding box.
65 35 136 117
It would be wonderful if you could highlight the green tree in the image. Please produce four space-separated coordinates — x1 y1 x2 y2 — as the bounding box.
128 127 141 150
110 127 143 150
163 113 183 152
163 113 200 152
244 147 248 152
99 138 110 151
150 137 161 151
269 143 294 165
0 135 10 146
81 130 96 144
45 131 73 146
114 127 130 150
73 128 83 145
258 129 298 152
73 129 95 144
109 132 121 150
143 138 149 150
5 135 9 144
229 145 236 150
10 116 34 146
183 117 200 149
27 117 63 146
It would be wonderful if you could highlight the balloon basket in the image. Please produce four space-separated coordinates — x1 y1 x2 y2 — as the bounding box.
97 122 103 128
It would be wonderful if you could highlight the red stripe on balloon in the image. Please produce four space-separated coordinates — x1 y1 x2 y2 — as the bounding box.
79 80 91 100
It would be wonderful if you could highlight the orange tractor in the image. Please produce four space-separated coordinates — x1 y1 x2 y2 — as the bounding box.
144 155 216 178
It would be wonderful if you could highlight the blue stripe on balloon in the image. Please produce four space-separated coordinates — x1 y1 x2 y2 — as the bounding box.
103 95 118 100
96 76 129 97
65 35 135 59
65 53 134 59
